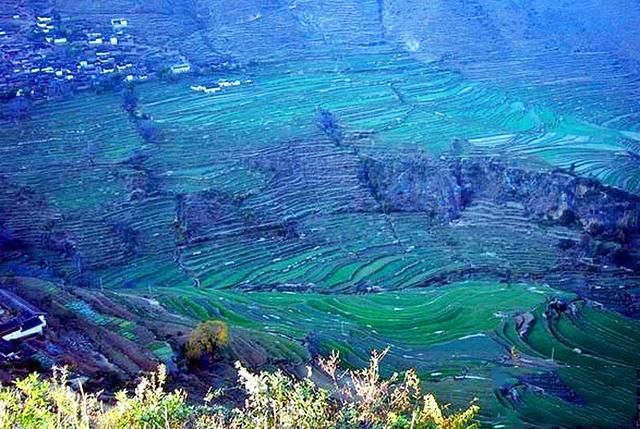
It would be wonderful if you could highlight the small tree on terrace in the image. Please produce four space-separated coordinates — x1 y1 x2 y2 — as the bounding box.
185 320 229 364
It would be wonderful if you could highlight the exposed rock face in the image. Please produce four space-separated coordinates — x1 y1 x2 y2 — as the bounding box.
359 156 464 221
177 189 304 245
454 158 640 242
359 155 640 271
515 312 535 339
453 158 640 272
177 190 247 243
361 154 640 240
510 371 586 405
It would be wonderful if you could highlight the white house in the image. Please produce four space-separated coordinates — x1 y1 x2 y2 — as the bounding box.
1 315 47 342
171 63 191 74
111 18 128 30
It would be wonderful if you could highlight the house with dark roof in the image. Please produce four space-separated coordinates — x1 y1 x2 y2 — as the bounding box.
1 315 46 342
0 320 21 338
110 18 128 31
0 339 17 360
0 289 47 358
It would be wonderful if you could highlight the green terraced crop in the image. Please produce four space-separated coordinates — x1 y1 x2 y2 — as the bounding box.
3 39 640 429
66 300 137 340
132 280 640 428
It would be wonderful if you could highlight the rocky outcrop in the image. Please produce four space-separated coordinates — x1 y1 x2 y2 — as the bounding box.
501 371 586 406
453 158 640 242
515 312 535 339
359 156 464 221
453 157 640 271
359 154 640 271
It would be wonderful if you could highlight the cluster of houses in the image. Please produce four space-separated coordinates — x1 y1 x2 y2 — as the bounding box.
0 6 160 99
0 289 47 362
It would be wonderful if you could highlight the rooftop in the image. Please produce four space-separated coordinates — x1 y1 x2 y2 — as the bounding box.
0 339 17 358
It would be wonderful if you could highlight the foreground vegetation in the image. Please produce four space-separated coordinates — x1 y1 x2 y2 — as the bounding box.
0 350 478 429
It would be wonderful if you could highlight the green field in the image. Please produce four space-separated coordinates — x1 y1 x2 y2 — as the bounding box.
2 45 640 428
2 48 638 292
129 281 639 428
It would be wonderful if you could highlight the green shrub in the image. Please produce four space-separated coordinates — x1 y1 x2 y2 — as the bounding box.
101 365 192 429
0 349 479 429
318 349 479 429
199 348 478 429
0 367 101 429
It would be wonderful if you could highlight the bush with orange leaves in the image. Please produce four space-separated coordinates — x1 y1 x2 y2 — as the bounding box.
184 320 229 364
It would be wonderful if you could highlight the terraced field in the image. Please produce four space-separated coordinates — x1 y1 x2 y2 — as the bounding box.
143 281 640 428
1 276 179 381
137 48 640 193
9 47 622 296
1 7 640 427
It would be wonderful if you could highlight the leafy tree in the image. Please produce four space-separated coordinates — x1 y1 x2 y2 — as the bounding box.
136 118 161 143
184 320 229 364
122 86 138 113
3 96 31 120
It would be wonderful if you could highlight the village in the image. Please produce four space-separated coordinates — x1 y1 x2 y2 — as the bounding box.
0 2 193 101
